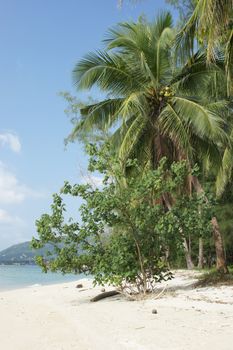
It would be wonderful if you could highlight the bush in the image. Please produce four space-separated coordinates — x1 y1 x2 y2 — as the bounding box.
32 144 211 294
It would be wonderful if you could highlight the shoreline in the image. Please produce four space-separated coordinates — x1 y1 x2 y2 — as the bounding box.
0 274 90 293
0 271 233 350
0 278 82 293
0 264 84 292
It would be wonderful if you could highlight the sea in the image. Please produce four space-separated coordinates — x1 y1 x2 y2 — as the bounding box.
0 265 82 291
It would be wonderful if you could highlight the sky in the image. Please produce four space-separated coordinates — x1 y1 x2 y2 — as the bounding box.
0 0 176 250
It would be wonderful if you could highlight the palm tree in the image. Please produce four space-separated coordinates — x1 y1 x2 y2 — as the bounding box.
72 13 229 271
176 0 233 96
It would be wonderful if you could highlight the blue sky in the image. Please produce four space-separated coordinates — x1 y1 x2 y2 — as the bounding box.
0 0 175 250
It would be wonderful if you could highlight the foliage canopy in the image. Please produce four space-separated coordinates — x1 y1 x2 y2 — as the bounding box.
32 145 212 293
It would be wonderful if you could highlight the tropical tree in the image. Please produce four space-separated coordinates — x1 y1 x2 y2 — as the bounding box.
176 0 233 95
175 1 233 215
33 146 212 293
72 13 229 272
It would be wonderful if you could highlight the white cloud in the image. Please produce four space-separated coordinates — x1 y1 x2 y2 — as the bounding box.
0 132 21 153
0 210 27 250
0 209 23 224
0 132 45 250
0 209 13 223
82 174 104 188
0 162 44 204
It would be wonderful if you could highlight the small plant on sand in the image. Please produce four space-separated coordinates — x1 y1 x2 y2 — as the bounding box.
196 267 233 287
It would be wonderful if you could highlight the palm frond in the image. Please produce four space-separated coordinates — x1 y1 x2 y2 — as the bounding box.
119 114 147 161
117 92 148 121
80 98 125 130
171 51 220 96
169 96 228 144
216 129 233 197
73 51 141 95
216 147 233 197
105 13 174 86
159 102 192 158
175 5 199 62
226 29 233 96
176 0 233 64
150 11 173 40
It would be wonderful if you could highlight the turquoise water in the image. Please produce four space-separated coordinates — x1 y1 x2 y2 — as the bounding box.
0 265 82 291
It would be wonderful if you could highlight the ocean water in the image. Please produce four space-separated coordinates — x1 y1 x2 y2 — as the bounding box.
0 265 82 291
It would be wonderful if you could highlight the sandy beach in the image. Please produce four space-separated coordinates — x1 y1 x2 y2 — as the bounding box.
0 270 232 350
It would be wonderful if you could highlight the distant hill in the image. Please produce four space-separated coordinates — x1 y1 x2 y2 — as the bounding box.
0 241 55 265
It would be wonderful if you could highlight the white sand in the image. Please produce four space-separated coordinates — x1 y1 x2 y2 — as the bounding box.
0 270 233 350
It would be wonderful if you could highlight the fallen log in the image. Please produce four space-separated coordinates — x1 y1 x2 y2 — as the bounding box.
90 290 120 302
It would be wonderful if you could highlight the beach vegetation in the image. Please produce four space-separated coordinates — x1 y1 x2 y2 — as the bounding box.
70 12 230 272
33 2 233 286
196 267 233 287
32 144 212 294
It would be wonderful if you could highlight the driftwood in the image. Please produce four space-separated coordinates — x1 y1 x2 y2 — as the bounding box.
90 290 120 302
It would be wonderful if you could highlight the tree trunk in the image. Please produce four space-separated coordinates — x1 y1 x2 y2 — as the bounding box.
182 237 194 269
162 193 196 269
198 237 204 269
191 176 228 273
164 246 170 268
211 217 228 273
90 290 120 302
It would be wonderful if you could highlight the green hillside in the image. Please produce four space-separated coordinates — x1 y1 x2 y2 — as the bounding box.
0 242 54 265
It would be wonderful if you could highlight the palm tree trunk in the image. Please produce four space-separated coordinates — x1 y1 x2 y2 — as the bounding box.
183 237 195 269
191 176 228 273
211 217 228 273
198 237 204 269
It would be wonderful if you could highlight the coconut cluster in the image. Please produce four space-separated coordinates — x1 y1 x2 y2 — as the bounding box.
159 86 174 98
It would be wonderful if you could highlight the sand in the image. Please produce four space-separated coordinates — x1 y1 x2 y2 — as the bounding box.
0 270 233 350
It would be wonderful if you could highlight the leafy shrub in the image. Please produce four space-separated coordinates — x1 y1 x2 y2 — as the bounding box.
32 144 211 294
